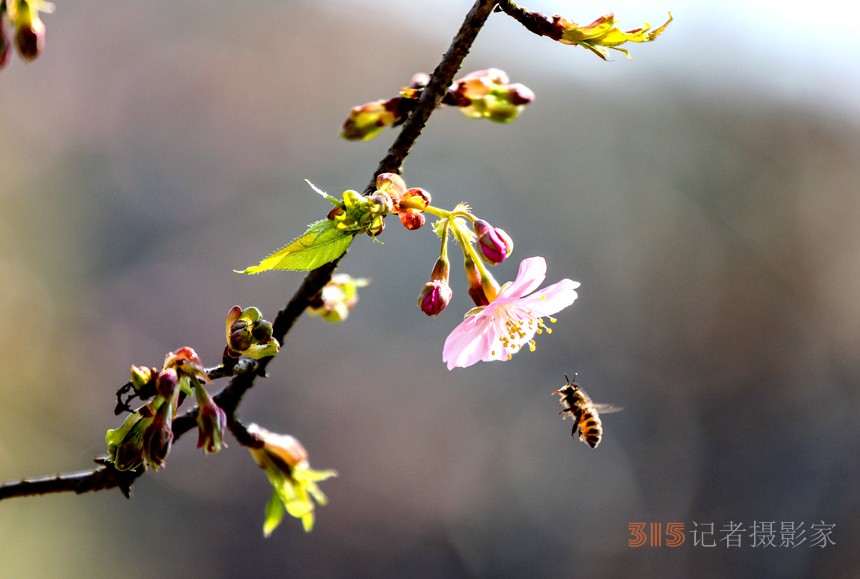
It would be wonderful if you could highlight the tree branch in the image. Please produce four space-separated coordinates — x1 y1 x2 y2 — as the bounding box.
0 0 499 502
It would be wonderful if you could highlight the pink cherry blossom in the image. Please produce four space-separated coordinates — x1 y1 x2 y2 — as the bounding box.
442 256 580 370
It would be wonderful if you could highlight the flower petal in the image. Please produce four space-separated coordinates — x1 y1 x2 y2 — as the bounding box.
443 313 496 369
498 256 547 301
516 278 580 316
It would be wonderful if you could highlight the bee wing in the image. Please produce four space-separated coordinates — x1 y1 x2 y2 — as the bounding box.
592 404 623 414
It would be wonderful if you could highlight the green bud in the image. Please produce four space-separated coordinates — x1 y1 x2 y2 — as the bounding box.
251 321 274 343
240 307 262 323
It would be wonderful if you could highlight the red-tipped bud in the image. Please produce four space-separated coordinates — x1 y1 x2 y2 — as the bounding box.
399 209 425 230
165 346 209 382
340 98 402 141
400 187 431 211
171 346 205 368
474 219 514 265
375 173 406 201
418 280 453 316
327 206 345 220
508 83 535 106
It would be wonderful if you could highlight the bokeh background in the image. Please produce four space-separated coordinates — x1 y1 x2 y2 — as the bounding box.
1 1 859 577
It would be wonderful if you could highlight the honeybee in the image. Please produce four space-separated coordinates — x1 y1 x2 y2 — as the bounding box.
552 374 621 448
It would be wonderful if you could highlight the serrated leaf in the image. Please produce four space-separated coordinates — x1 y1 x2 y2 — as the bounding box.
238 220 353 274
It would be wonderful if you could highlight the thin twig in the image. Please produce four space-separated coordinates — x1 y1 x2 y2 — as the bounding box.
0 0 499 502
495 1 562 41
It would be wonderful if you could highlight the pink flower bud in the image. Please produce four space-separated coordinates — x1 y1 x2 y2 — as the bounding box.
474 219 514 264
418 280 453 316
155 368 179 399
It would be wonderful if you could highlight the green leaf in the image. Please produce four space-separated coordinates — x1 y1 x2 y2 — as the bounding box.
238 220 353 274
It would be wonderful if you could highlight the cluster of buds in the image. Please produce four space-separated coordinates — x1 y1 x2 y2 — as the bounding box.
106 347 226 471
308 273 369 323
445 68 535 123
374 172 432 231
246 424 337 535
340 69 534 141
327 188 392 237
1 0 53 68
416 199 514 317
324 173 432 237
225 306 280 360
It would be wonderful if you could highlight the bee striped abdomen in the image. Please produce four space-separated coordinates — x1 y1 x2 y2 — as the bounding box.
578 409 603 448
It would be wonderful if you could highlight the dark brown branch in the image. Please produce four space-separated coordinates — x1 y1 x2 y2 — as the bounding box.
0 462 142 500
0 0 499 502
495 1 563 41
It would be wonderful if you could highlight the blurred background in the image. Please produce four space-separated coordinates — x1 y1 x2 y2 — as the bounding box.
1 0 858 577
